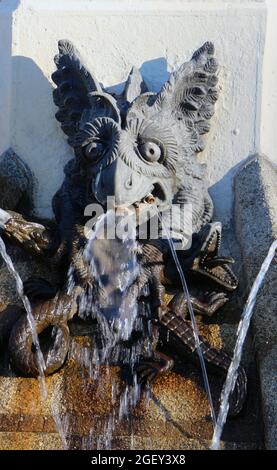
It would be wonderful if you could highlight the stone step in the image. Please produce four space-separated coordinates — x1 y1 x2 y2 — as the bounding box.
0 330 262 450
0 431 260 451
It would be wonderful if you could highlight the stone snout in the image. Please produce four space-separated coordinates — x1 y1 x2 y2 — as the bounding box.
91 156 172 209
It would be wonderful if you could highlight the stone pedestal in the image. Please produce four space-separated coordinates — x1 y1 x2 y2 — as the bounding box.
0 331 261 450
234 154 277 450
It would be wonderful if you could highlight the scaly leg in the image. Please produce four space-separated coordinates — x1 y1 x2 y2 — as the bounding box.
168 291 228 317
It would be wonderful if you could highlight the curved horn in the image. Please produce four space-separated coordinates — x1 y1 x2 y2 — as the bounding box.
87 91 121 125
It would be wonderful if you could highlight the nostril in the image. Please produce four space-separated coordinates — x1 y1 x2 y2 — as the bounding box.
125 176 132 189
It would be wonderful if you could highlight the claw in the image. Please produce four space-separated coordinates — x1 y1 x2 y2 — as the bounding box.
203 291 228 316
208 292 228 303
137 352 174 385
137 363 160 384
3 216 51 255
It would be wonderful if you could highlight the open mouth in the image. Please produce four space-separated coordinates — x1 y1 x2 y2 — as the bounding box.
195 224 238 291
198 260 238 291
132 183 167 212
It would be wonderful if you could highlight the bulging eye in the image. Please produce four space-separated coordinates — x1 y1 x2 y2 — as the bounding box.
85 141 103 161
138 141 163 163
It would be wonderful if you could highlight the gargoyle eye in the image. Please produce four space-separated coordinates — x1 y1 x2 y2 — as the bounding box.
85 141 103 162
138 141 163 163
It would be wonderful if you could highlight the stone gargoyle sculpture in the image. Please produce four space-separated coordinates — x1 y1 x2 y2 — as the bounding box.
0 40 247 416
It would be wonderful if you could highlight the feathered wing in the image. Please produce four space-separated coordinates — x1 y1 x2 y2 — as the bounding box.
51 40 122 233
152 42 219 234
154 41 219 156
52 40 101 138
52 40 120 154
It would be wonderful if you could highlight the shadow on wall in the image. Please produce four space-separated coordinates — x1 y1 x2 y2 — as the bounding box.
209 155 254 225
12 55 64 150
11 54 171 150
11 55 74 217
106 57 170 95
140 57 171 92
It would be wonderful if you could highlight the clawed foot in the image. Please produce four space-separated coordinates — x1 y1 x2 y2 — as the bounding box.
136 352 174 385
24 277 58 300
4 216 51 254
203 291 228 316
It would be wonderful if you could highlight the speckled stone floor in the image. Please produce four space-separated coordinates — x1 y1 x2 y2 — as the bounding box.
0 327 262 450
0 232 263 450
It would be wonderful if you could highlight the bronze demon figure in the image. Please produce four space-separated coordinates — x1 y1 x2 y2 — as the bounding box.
0 40 247 416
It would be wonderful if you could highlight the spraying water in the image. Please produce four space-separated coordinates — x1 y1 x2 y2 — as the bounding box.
211 240 277 450
0 236 47 398
156 210 217 428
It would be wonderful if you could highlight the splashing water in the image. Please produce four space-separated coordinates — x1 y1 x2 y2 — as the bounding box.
211 239 277 450
156 210 217 428
51 402 70 449
0 210 147 449
65 210 147 448
0 236 47 398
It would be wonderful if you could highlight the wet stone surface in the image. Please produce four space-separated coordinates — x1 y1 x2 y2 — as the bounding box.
0 239 263 450
0 330 262 450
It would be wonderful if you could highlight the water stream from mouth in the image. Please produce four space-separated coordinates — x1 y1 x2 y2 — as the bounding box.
83 210 140 345
64 210 147 449
156 210 217 428
210 239 277 450
0 236 47 398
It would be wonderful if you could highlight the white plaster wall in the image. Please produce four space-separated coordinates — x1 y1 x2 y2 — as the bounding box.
0 0 267 225
260 0 277 163
0 1 19 154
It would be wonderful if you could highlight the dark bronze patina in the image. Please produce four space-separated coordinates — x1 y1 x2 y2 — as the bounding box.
0 41 247 416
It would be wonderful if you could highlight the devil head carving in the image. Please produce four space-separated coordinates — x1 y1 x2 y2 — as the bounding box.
52 40 219 237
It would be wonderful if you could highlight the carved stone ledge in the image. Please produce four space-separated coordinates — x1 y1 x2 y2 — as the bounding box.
234 154 277 450
0 148 33 214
